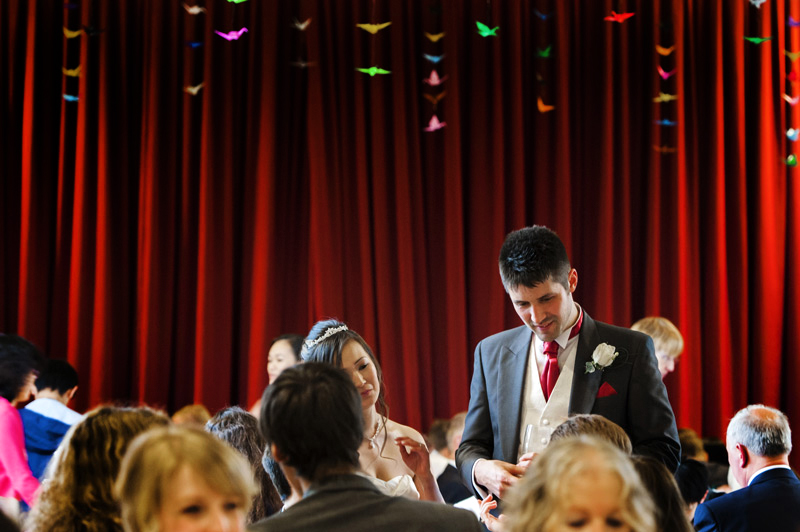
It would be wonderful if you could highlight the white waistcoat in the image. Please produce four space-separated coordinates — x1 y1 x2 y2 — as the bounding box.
517 343 576 459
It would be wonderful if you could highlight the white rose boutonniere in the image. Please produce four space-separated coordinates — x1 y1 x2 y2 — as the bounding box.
585 343 618 374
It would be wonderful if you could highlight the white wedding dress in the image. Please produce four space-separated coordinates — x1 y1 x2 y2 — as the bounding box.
358 472 420 500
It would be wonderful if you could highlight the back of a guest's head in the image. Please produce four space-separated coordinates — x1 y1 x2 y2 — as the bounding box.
172 404 211 427
301 319 387 416
206 406 282 521
674 459 709 506
550 414 633 455
632 456 694 532
630 317 684 359
28 405 170 532
116 425 257 532
0 334 44 402
503 436 655 532
33 358 79 394
499 226 571 291
0 511 19 532
262 446 291 502
447 412 467 451
678 427 706 461
726 404 792 458
427 418 449 452
260 363 363 482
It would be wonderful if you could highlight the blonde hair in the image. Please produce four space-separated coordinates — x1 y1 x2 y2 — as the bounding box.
171 404 211 427
631 317 684 359
503 436 656 532
115 425 257 532
27 406 170 532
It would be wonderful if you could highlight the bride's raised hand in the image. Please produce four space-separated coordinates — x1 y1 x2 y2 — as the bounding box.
395 436 430 476
395 436 445 502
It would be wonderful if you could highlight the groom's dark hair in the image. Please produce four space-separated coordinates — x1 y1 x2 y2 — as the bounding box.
259 363 363 481
499 225 571 291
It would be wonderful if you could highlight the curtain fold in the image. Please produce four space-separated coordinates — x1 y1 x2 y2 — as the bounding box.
3 0 800 468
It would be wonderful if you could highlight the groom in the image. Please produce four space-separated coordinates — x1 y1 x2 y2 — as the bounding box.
456 226 679 499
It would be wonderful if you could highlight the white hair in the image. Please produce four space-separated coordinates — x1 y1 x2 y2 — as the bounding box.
726 404 791 457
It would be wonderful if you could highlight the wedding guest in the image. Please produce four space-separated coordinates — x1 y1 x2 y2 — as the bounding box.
630 317 684 379
674 458 709 523
437 413 472 505
267 334 304 385
26 406 169 532
249 334 304 418
427 418 450 481
479 413 633 530
115 425 256 532
261 446 302 510
549 413 632 454
679 427 728 490
252 363 482 531
457 226 679 504
694 405 800 532
172 404 211 428
502 436 656 532
632 456 693 532
0 334 44 517
206 406 282 522
302 319 443 502
19 359 81 479
0 511 18 532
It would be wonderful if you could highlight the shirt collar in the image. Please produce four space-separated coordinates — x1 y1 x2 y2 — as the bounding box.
749 464 792 485
536 304 582 350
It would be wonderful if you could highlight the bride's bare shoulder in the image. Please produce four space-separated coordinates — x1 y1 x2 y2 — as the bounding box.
385 419 427 446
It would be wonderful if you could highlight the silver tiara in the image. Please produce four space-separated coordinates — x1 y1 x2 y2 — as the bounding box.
304 325 349 349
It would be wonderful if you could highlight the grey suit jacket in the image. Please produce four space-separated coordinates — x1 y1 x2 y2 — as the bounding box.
455 312 680 495
249 474 483 532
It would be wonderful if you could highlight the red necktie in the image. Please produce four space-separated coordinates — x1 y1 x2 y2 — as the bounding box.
540 341 560 401
540 311 583 401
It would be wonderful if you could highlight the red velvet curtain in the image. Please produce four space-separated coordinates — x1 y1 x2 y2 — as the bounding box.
3 0 799 466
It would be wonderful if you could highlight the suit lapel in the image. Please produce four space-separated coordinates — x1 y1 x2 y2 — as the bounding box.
569 312 603 414
498 326 532 461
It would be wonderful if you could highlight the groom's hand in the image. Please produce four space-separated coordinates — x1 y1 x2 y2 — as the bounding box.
474 459 526 498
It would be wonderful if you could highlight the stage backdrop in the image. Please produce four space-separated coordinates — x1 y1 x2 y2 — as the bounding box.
3 0 799 466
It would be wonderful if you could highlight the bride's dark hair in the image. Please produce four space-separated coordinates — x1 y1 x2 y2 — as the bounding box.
302 319 390 450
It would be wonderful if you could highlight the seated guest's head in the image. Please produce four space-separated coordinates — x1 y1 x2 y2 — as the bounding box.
503 436 656 532
262 446 290 502
0 511 19 532
116 425 257 532
446 412 467 455
725 404 792 487
632 456 694 532
28 406 169 532
172 404 211 427
0 334 44 406
427 418 450 453
206 406 282 522
630 317 684 378
550 414 633 454
268 334 304 384
260 362 363 483
678 427 707 461
32 358 79 405
674 459 709 521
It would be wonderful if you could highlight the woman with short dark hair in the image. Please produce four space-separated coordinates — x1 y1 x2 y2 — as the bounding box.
0 334 44 514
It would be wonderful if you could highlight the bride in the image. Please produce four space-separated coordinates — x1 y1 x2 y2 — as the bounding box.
302 319 444 503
